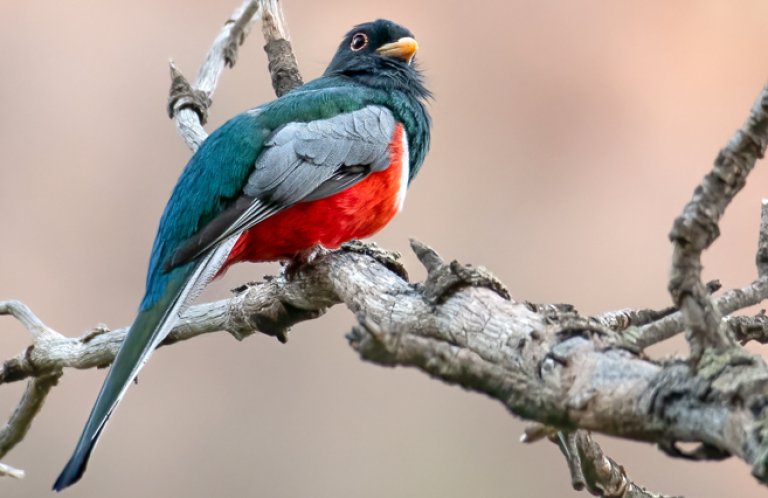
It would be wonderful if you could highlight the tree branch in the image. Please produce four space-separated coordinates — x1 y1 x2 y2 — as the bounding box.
0 373 60 468
168 0 262 151
625 278 768 349
727 311 768 345
592 306 678 333
667 85 768 362
757 199 768 279
0 302 64 475
259 0 303 96
0 0 306 480
6 233 768 490
548 430 679 498
167 0 302 151
3 1 768 496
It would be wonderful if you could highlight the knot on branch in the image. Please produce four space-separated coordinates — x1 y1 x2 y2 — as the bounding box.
695 347 756 382
669 212 720 255
526 302 577 319
223 29 246 68
666 265 707 309
646 361 702 419
346 315 398 366
222 0 260 67
167 62 212 125
658 440 731 462
728 311 768 344
341 240 408 280
0 350 37 384
225 285 324 343
410 239 510 304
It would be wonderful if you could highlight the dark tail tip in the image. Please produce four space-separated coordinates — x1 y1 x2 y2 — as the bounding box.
52 443 94 492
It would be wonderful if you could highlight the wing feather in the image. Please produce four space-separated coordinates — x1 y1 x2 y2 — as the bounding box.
166 105 396 269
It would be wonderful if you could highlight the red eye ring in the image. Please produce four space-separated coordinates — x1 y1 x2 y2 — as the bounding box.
350 32 368 51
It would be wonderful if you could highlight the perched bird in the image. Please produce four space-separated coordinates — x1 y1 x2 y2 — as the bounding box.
53 19 430 491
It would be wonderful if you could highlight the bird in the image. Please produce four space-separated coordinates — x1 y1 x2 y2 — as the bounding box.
53 18 431 491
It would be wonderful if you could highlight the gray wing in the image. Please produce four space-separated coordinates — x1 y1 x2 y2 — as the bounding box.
167 105 397 269
245 105 395 202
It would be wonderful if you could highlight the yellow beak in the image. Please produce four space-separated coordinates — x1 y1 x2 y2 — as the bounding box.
376 37 419 64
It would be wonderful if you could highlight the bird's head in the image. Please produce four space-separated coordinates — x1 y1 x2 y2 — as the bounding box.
324 19 430 99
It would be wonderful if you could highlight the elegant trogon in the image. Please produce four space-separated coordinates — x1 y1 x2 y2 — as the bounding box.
53 19 430 490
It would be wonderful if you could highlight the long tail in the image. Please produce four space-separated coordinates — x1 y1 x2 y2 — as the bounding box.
53 238 236 491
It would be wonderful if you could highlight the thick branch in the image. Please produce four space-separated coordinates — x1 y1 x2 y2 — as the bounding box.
5 238 768 488
337 243 768 483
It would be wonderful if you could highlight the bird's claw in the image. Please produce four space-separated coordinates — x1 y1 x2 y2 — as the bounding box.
283 246 329 280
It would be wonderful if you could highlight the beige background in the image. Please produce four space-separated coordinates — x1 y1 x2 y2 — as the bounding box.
1 1 767 497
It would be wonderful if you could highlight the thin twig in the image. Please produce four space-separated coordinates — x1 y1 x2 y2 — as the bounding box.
541 430 680 497
260 0 303 96
593 282 721 334
667 84 768 363
592 307 677 333
169 0 262 151
574 431 679 498
727 312 768 344
0 373 61 457
0 373 61 478
0 462 24 479
552 432 588 491
0 275 333 384
167 0 304 152
630 279 768 349
0 300 54 340
757 199 768 278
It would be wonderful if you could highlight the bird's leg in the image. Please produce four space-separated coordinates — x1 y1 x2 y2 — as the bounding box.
283 245 329 280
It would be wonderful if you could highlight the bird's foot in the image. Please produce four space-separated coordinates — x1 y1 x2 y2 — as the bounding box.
283 245 329 280
341 240 409 280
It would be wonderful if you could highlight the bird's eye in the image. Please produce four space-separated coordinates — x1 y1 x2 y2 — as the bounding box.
350 32 368 51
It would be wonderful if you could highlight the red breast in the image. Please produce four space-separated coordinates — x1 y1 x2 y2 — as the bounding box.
224 122 409 265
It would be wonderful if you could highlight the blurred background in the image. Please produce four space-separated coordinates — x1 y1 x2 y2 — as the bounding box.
1 1 767 496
